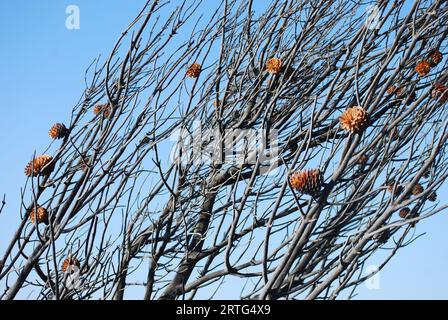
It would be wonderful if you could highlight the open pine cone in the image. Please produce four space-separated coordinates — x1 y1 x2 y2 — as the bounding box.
431 82 448 103
49 123 68 140
289 169 323 197
61 256 81 273
428 191 437 202
412 183 424 195
386 180 404 195
399 207 411 219
428 49 443 66
24 155 55 177
93 103 111 117
29 206 48 225
374 229 390 244
386 180 396 193
266 58 282 74
186 62 201 78
415 60 431 76
93 104 103 115
339 106 369 133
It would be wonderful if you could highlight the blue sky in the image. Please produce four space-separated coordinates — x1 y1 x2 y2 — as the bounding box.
0 0 447 299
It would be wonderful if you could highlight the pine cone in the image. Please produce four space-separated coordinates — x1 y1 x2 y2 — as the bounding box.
186 63 201 78
29 206 48 225
93 104 102 114
428 191 437 202
49 123 68 140
61 257 81 273
266 58 282 74
93 104 111 117
386 180 396 192
428 49 443 66
374 229 390 244
103 106 111 118
386 180 404 195
415 60 431 76
339 106 369 133
431 82 448 103
399 207 411 219
412 183 424 195
24 155 55 177
289 169 323 196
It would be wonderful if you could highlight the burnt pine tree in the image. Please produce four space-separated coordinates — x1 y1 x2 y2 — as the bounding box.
1 0 448 300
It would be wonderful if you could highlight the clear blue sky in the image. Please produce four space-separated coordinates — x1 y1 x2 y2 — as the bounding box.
1 0 447 299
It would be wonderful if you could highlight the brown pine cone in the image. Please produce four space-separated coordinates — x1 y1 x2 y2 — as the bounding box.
186 62 201 78
399 207 411 219
24 155 55 177
415 60 431 76
428 49 443 66
61 256 81 273
266 58 282 74
29 206 49 225
339 106 369 133
49 123 68 140
431 82 448 103
427 191 437 202
289 169 323 197
412 183 424 196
